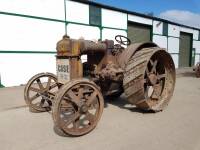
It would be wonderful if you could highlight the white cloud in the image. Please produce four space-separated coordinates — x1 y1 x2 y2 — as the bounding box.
159 10 200 28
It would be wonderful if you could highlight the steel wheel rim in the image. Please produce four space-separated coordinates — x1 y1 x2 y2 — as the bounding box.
25 74 58 112
56 81 104 136
142 50 175 110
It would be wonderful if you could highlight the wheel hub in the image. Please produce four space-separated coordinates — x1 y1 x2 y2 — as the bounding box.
80 104 88 113
41 91 49 99
148 73 158 85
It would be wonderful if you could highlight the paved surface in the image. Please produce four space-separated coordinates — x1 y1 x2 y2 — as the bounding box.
0 74 200 150
176 67 195 77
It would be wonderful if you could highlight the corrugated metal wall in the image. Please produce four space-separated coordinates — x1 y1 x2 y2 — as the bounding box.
128 22 151 43
179 32 192 67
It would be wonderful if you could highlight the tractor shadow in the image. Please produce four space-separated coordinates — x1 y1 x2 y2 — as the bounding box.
104 94 155 114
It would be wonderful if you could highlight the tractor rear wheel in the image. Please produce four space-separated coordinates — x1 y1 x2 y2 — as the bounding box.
123 47 175 112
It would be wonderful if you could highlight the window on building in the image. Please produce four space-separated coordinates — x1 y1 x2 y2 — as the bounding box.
163 22 168 36
89 5 101 26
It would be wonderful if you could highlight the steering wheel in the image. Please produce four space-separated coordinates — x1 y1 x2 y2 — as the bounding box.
115 35 131 46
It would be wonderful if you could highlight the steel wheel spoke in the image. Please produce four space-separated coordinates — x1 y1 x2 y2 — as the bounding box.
30 93 40 102
62 112 80 128
158 73 167 80
39 99 45 107
36 79 44 90
151 84 162 99
151 60 158 73
46 77 51 90
86 91 97 106
49 83 58 90
78 87 84 99
146 67 150 74
67 90 81 107
29 87 41 93
73 120 80 129
144 85 149 99
149 59 154 66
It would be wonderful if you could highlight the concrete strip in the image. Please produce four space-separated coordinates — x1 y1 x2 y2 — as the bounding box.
0 76 200 150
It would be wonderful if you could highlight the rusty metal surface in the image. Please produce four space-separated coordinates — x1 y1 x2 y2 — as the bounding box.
79 40 107 54
97 62 123 96
52 79 104 136
24 73 59 112
56 35 74 57
24 35 176 136
123 47 176 112
117 42 158 69
194 62 200 78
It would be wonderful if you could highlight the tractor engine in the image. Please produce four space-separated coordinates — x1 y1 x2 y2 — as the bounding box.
56 35 124 97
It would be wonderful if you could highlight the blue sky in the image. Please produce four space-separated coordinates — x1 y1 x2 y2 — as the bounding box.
94 0 200 28
94 0 200 15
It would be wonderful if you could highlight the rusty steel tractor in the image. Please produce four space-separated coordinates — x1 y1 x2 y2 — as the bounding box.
193 62 200 78
24 35 176 136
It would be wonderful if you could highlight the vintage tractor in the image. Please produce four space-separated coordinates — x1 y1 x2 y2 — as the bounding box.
24 35 176 136
193 62 200 78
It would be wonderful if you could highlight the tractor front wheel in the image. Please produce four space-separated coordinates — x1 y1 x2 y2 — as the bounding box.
24 72 59 112
52 79 104 136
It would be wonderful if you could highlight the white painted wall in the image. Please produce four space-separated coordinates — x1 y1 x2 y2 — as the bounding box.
168 37 180 53
0 15 65 51
180 27 194 34
65 0 89 24
67 24 100 40
102 28 127 44
168 24 180 37
194 41 200 53
102 9 127 29
0 0 200 87
153 35 167 49
0 54 56 87
128 14 152 25
0 0 65 20
171 54 179 68
153 21 163 35
195 55 200 65
193 30 199 40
